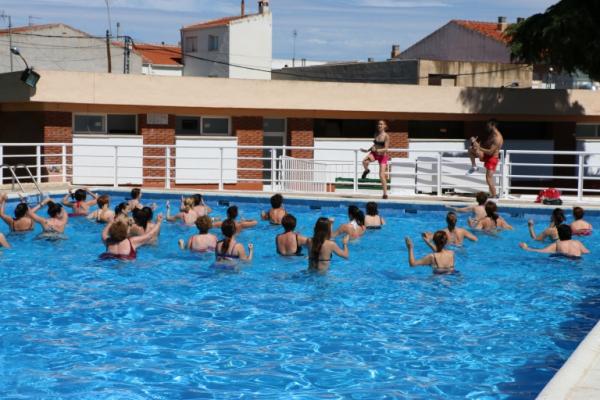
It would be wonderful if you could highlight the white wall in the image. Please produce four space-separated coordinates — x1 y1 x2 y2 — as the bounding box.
314 138 377 182
175 137 237 184
72 135 143 185
229 14 272 80
142 65 183 76
183 25 230 77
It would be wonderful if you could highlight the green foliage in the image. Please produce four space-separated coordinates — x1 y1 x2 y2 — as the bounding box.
508 0 600 81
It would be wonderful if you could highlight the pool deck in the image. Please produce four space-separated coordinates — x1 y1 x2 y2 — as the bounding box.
3 183 600 398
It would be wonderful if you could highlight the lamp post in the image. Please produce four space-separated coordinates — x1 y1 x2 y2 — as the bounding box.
10 47 40 88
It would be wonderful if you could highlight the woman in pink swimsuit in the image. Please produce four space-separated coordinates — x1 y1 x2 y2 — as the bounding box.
100 214 163 260
360 120 390 199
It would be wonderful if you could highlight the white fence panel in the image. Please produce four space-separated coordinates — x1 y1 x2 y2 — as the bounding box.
175 138 237 184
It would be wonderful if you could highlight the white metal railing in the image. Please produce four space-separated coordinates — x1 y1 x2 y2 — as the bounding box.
2 142 600 201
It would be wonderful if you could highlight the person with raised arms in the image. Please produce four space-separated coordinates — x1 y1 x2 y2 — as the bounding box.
528 208 564 242
405 231 456 275
213 205 258 233
61 188 99 216
469 201 513 232
446 191 488 222
87 195 114 223
261 194 287 225
191 194 212 217
0 193 34 232
332 205 366 239
307 217 349 273
179 215 218 253
166 197 198 226
214 219 254 264
423 212 477 246
100 214 163 261
28 198 69 237
520 224 590 259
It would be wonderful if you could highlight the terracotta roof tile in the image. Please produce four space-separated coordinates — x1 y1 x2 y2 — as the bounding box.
452 20 511 43
182 13 259 31
134 43 182 66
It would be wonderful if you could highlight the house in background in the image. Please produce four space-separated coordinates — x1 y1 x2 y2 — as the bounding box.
0 23 143 74
135 43 183 76
181 0 272 79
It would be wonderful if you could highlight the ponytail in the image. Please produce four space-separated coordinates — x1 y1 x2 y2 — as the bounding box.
446 212 457 232
310 218 331 268
220 219 236 255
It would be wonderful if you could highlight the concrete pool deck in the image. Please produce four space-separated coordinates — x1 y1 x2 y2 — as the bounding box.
2 183 600 398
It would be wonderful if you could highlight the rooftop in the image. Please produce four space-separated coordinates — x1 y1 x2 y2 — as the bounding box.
452 20 511 43
0 23 92 37
133 43 182 67
182 13 261 31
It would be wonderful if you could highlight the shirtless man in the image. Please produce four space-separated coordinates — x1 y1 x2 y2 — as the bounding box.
467 119 504 198
570 207 593 236
520 224 589 258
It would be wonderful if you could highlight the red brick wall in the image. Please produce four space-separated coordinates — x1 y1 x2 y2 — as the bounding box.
43 112 72 176
234 116 263 183
287 118 314 158
139 114 176 187
387 120 409 158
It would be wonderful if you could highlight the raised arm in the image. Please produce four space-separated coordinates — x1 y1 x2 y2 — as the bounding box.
61 192 74 208
519 242 557 254
101 220 113 243
421 232 437 251
130 215 163 248
405 237 434 267
0 196 14 227
331 235 350 259
447 204 474 214
239 219 258 229
236 243 254 261
461 228 478 242
499 218 513 230
330 224 347 239
578 241 591 254
84 189 99 207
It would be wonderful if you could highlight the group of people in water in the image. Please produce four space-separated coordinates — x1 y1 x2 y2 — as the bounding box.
0 188 594 274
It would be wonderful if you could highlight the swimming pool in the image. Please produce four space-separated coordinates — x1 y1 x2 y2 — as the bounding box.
1 191 599 399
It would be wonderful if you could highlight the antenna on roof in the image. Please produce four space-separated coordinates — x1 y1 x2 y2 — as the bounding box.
292 29 298 67
28 15 41 26
0 11 13 71
104 0 113 37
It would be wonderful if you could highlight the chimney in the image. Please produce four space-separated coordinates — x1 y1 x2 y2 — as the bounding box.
390 44 401 59
497 16 508 32
258 0 270 14
241 0 245 16
516 17 525 23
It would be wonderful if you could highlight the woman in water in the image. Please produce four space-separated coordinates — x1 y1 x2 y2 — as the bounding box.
100 214 163 260
528 208 564 241
405 231 455 274
360 120 391 199
469 202 512 232
179 215 218 252
127 188 143 210
447 192 488 222
191 194 212 217
308 217 350 273
364 201 385 229
276 214 308 256
129 207 160 244
28 198 69 235
0 193 34 232
424 212 477 246
261 194 287 225
570 207 593 236
213 205 258 232
520 224 589 258
87 194 114 223
61 188 99 216
332 205 366 239
214 219 253 263
166 198 198 226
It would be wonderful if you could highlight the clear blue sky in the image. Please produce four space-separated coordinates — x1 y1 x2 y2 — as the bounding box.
1 0 556 61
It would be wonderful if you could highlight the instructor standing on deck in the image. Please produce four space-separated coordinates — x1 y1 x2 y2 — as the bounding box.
467 119 504 198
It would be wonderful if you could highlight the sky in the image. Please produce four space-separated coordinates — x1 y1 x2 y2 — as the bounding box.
1 0 557 61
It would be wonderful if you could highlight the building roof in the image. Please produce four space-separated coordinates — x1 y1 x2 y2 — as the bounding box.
182 13 261 31
452 20 510 43
0 23 92 37
134 43 182 66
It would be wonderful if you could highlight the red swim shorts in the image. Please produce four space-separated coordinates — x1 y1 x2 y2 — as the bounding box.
482 154 499 171
370 151 390 165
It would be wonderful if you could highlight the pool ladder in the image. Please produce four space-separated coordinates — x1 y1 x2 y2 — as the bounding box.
1 163 45 203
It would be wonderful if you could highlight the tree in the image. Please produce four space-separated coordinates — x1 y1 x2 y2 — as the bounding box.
508 0 600 81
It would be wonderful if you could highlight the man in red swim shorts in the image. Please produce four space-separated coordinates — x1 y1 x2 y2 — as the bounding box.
467 119 504 198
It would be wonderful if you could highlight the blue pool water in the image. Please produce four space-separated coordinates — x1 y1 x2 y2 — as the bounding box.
1 193 599 399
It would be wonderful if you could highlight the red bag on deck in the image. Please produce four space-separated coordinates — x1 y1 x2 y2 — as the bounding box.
535 188 562 205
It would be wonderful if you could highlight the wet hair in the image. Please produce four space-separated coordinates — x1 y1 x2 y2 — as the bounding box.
132 207 150 230
195 215 212 234
281 214 297 232
97 195 110 208
115 202 129 217
72 189 87 202
130 188 141 200
551 208 565 226
220 219 237 255
108 221 129 243
47 201 62 218
573 207 585 221
557 224 572 241
14 203 28 220
192 194 203 207
183 197 195 212
446 212 457 232
348 205 364 227
310 217 331 267
476 192 488 206
485 202 499 225
433 231 448 252
226 205 238 220
366 202 379 216
270 194 283 209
